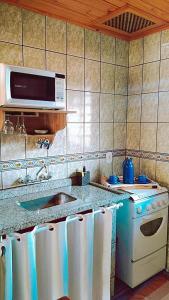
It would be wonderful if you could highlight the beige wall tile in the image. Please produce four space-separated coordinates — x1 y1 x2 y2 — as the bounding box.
114 123 126 149
141 93 158 122
127 123 140 150
100 158 113 178
84 123 99 152
0 42 22 65
0 2 22 44
46 51 66 74
26 136 47 158
101 34 115 64
67 123 83 154
84 159 100 182
140 158 156 180
100 123 113 151
115 39 128 66
101 63 115 93
85 29 100 61
143 62 160 93
140 123 157 152
157 123 169 153
23 10 45 49
48 163 68 180
161 29 169 59
2 169 26 189
158 92 169 122
23 47 45 69
67 23 84 57
67 90 84 122
160 59 169 91
129 39 143 66
100 93 114 122
128 65 142 95
115 66 128 95
46 17 66 53
48 128 66 156
67 161 83 177
156 161 169 188
0 174 3 190
114 95 127 122
132 157 140 177
144 32 160 63
1 135 25 161
85 60 100 92
67 56 84 90
127 95 141 122
26 166 43 181
85 92 100 123
113 156 125 176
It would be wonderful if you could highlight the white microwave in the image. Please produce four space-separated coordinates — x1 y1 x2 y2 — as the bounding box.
0 64 65 109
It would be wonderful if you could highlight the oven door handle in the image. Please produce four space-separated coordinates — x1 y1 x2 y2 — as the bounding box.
142 214 167 223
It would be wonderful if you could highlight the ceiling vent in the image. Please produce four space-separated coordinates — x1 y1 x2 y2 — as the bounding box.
104 12 155 33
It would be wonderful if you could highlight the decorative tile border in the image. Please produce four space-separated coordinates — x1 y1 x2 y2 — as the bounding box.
0 149 126 172
126 149 169 162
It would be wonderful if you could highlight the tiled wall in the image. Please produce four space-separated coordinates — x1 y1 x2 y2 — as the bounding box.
127 31 169 187
0 2 128 189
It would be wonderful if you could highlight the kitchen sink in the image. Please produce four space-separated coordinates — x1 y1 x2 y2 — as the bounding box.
17 192 77 211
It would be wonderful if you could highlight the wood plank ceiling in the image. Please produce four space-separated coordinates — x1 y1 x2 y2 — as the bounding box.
2 0 169 40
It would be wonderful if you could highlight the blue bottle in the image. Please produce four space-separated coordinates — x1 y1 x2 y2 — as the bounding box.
123 157 134 184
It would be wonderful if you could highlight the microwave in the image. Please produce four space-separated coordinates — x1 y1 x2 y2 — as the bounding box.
0 64 65 109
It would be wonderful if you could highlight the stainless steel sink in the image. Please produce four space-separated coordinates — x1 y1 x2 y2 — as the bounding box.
17 192 77 211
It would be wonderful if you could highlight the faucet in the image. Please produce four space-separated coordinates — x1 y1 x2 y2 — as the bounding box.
36 165 51 181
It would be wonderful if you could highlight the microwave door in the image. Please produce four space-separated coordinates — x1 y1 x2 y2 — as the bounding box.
10 72 55 102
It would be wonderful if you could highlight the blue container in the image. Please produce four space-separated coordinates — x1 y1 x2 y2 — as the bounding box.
123 157 134 184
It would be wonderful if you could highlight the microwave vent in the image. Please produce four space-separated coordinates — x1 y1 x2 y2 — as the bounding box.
104 12 155 33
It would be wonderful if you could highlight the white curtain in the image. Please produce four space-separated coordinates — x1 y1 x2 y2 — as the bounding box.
4 207 114 300
93 208 113 300
67 213 94 300
35 222 68 300
11 231 38 300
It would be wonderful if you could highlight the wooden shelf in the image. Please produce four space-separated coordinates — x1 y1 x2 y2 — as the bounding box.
0 108 76 138
0 107 76 114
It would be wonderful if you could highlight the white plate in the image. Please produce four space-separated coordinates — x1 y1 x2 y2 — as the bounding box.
34 130 48 134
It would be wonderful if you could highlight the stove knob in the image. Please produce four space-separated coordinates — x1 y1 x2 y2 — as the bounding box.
157 201 162 207
146 205 152 211
137 206 142 214
152 202 157 209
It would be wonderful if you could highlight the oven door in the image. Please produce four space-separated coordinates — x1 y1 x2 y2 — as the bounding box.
132 207 168 261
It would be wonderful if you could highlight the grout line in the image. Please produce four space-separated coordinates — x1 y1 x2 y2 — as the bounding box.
155 31 162 181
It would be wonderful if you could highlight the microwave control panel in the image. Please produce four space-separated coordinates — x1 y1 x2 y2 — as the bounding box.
55 74 65 101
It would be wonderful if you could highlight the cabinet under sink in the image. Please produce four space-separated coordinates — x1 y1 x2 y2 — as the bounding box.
17 192 77 211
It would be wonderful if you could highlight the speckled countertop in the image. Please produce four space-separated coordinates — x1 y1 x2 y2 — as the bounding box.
0 179 129 235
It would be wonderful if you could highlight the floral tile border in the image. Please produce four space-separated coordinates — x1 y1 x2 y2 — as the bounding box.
126 149 169 162
4 148 169 172
0 149 126 171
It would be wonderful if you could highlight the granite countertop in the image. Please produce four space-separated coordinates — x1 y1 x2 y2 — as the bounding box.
0 180 129 235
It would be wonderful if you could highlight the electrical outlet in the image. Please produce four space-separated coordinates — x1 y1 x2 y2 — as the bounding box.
106 152 112 163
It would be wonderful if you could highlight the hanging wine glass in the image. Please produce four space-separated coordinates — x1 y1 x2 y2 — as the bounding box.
2 116 14 134
20 116 27 135
15 116 22 134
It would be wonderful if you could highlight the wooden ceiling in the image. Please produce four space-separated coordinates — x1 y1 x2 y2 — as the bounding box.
2 0 169 40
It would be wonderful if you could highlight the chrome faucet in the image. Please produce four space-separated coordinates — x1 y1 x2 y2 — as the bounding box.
36 165 51 181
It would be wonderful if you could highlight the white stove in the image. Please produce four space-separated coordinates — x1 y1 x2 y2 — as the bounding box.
113 181 169 288
93 180 169 288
